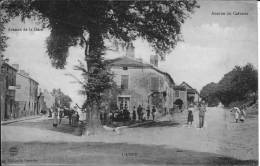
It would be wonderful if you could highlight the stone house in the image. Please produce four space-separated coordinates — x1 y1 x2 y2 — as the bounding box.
173 82 200 110
0 62 17 120
15 68 39 117
106 55 175 115
173 85 187 110
180 82 200 105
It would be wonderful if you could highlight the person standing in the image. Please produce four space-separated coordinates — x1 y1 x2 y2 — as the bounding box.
68 109 73 125
198 102 206 128
146 106 150 120
240 105 246 122
152 106 156 121
58 107 63 125
137 105 142 121
132 106 136 121
233 107 240 123
53 109 58 128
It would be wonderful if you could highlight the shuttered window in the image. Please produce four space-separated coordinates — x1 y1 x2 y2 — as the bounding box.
151 77 159 91
121 75 129 89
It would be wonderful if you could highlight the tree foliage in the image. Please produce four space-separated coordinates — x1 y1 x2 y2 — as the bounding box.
200 82 219 107
0 9 9 56
200 63 258 107
51 88 72 108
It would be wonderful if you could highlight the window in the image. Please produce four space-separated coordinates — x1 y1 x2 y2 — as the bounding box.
121 75 129 89
123 66 128 70
175 90 179 97
150 77 159 91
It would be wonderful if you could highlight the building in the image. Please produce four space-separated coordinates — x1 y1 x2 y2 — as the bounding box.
180 82 200 105
173 82 200 110
15 67 39 117
173 85 187 110
0 62 17 120
106 46 175 115
38 89 55 113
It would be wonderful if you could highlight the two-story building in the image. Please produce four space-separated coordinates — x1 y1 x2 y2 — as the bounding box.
173 82 200 110
106 48 175 115
15 66 39 117
0 62 17 120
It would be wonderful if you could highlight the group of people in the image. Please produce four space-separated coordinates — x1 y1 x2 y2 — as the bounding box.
233 105 246 123
135 105 157 121
186 101 248 128
187 101 207 128
52 107 80 128
108 105 157 122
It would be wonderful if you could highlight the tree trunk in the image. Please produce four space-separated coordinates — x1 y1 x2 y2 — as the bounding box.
83 28 105 136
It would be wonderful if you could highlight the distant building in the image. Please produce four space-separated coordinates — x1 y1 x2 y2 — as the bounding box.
39 89 55 113
0 62 17 120
173 85 187 110
15 66 39 117
173 82 200 110
180 82 200 105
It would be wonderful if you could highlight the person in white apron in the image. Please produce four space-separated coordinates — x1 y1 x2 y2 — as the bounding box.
233 107 240 123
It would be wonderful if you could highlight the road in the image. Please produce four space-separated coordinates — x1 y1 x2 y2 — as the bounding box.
1 107 258 165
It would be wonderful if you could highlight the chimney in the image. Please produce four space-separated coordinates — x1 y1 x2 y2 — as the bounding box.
12 64 19 71
150 55 158 67
125 42 135 58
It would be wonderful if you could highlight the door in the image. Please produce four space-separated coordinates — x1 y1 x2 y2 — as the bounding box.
118 96 130 110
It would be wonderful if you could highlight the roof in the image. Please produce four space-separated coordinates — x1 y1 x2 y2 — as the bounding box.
181 81 199 94
187 88 197 94
180 81 193 89
17 71 39 85
105 56 175 85
105 56 151 68
3 62 17 72
173 85 186 91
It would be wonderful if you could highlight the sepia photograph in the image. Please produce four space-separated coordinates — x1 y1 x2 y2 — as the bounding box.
0 0 258 165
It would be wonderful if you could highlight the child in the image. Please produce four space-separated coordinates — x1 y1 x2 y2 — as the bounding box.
187 110 193 127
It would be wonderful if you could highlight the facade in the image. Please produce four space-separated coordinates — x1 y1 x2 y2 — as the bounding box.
173 85 187 110
173 82 200 110
15 69 39 117
39 89 55 113
0 62 17 120
106 56 175 114
180 82 200 105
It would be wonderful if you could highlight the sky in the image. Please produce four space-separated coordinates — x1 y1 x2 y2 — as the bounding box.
3 0 258 106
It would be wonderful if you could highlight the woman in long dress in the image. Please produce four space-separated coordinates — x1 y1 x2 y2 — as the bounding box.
233 107 240 123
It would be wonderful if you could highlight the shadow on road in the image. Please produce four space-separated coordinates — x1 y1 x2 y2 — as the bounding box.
129 120 180 128
1 141 258 166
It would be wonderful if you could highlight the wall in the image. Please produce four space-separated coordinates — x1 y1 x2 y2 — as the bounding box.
15 73 30 117
173 90 187 110
2 64 17 119
15 72 39 117
110 66 174 113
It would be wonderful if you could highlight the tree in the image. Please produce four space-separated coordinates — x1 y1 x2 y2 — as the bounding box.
0 9 9 56
201 63 258 107
51 89 72 109
200 82 219 107
1 0 199 134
